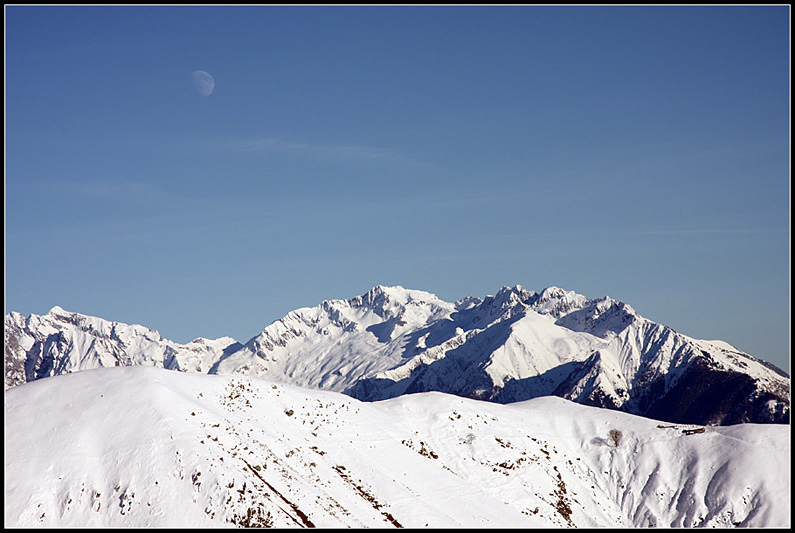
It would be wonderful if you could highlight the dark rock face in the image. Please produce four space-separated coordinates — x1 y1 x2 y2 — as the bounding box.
635 360 790 425
348 351 790 427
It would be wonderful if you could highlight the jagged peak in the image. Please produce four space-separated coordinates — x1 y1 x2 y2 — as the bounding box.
38 306 168 342
495 284 535 299
45 305 89 327
553 295 641 339
46 305 106 323
358 284 404 302
487 285 535 306
47 305 70 316
590 296 638 319
538 286 576 302
371 284 405 294
188 336 240 347
532 286 589 318
362 284 434 301
348 285 443 313
454 295 482 311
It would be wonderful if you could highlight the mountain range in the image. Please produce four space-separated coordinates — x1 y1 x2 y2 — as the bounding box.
4 284 790 426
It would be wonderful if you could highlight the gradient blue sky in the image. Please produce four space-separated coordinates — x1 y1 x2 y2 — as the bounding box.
5 6 790 372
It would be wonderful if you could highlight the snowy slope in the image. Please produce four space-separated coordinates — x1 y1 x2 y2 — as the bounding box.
209 285 458 391
5 285 789 425
4 366 790 528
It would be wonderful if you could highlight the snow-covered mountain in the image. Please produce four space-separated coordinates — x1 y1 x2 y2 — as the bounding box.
5 285 789 425
4 305 242 389
4 366 790 528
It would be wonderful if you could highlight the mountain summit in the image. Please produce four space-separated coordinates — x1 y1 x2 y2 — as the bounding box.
5 285 789 425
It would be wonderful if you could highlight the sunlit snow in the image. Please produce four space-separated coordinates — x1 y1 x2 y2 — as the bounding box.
4 366 789 527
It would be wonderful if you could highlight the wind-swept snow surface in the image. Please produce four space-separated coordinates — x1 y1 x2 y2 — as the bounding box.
4 367 790 528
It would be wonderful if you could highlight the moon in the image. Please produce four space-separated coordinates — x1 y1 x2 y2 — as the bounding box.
191 70 215 97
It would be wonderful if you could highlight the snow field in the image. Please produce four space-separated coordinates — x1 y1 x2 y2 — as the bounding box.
5 366 789 528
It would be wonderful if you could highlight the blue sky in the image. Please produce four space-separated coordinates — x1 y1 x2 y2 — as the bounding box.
5 6 790 372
